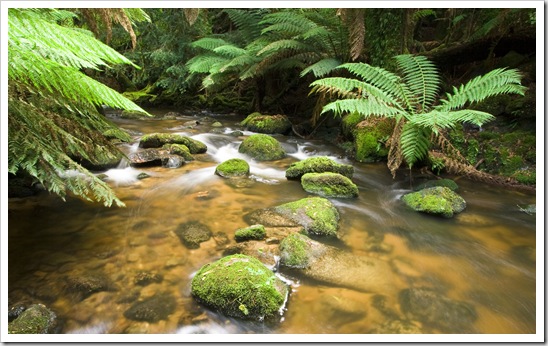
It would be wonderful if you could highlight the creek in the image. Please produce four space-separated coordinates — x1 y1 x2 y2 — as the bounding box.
7 109 537 335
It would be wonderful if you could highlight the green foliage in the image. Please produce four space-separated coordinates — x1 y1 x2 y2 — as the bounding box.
8 8 147 206
311 54 526 177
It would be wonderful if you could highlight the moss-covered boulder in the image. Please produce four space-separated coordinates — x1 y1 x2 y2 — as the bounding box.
415 179 459 191
235 224 266 242
191 254 288 320
238 134 286 161
399 287 477 333
8 304 57 334
279 233 314 268
163 144 194 161
401 186 466 218
301 172 359 198
285 156 354 180
352 118 394 162
215 158 250 178
175 221 212 249
139 133 207 154
273 197 339 236
241 113 292 134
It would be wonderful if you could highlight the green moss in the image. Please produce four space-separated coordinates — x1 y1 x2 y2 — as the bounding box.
279 233 312 268
215 158 250 178
415 179 459 191
240 112 263 126
341 112 364 138
235 224 266 242
163 144 194 161
301 172 359 198
285 156 354 180
191 254 288 320
242 114 292 134
139 133 207 153
512 169 536 185
274 197 340 236
402 186 466 218
238 134 286 161
8 304 56 334
352 118 393 162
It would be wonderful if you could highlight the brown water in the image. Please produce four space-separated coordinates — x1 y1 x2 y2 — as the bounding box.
8 110 537 335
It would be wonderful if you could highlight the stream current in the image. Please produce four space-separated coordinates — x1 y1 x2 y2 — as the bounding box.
7 110 537 336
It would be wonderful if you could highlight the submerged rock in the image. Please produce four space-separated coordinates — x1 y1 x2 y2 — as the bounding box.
124 293 176 322
399 287 477 333
241 112 292 135
65 274 116 300
273 197 340 236
175 221 212 249
215 158 250 178
139 133 207 154
301 172 359 198
8 304 57 334
401 186 466 218
285 156 354 180
278 234 395 293
191 254 288 320
234 224 266 242
238 134 286 161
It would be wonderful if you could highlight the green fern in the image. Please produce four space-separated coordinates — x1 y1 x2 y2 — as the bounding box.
312 54 526 176
9 8 147 206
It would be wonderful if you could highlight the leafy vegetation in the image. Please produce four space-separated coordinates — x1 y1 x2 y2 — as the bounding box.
8 8 149 206
310 54 526 178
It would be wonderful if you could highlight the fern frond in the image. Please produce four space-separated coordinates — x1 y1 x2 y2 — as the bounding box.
438 68 526 111
321 98 407 119
409 109 494 134
191 37 230 51
395 54 441 111
257 39 309 56
300 58 341 78
224 9 267 41
213 45 248 58
400 123 430 167
186 54 228 74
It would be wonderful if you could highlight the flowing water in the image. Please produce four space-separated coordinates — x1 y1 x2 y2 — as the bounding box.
7 110 537 336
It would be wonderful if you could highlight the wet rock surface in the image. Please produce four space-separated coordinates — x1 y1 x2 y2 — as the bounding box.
175 221 212 249
8 304 58 334
123 293 176 322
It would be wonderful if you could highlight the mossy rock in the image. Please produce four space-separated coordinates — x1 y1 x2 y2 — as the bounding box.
120 110 149 119
401 186 466 218
238 134 286 161
301 172 359 198
285 156 354 180
163 144 194 161
415 179 459 191
241 113 292 134
273 197 340 236
191 254 288 320
279 233 314 268
235 224 266 242
8 304 57 334
341 112 364 138
353 118 394 162
139 133 207 154
215 158 250 178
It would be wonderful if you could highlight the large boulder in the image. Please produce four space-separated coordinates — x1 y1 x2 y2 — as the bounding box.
139 133 207 154
399 287 477 333
273 197 340 236
215 158 250 178
8 304 58 334
301 172 359 198
191 254 288 320
345 117 394 162
285 156 353 180
401 186 466 218
241 112 292 134
278 234 396 294
238 134 286 161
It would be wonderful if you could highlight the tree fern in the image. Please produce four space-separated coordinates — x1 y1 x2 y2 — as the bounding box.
312 54 526 177
9 8 147 206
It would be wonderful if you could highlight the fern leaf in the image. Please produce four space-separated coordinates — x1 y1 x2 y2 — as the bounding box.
257 39 309 56
438 68 526 111
400 123 430 167
321 99 406 119
191 37 230 51
395 54 441 111
301 58 341 78
213 45 248 58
